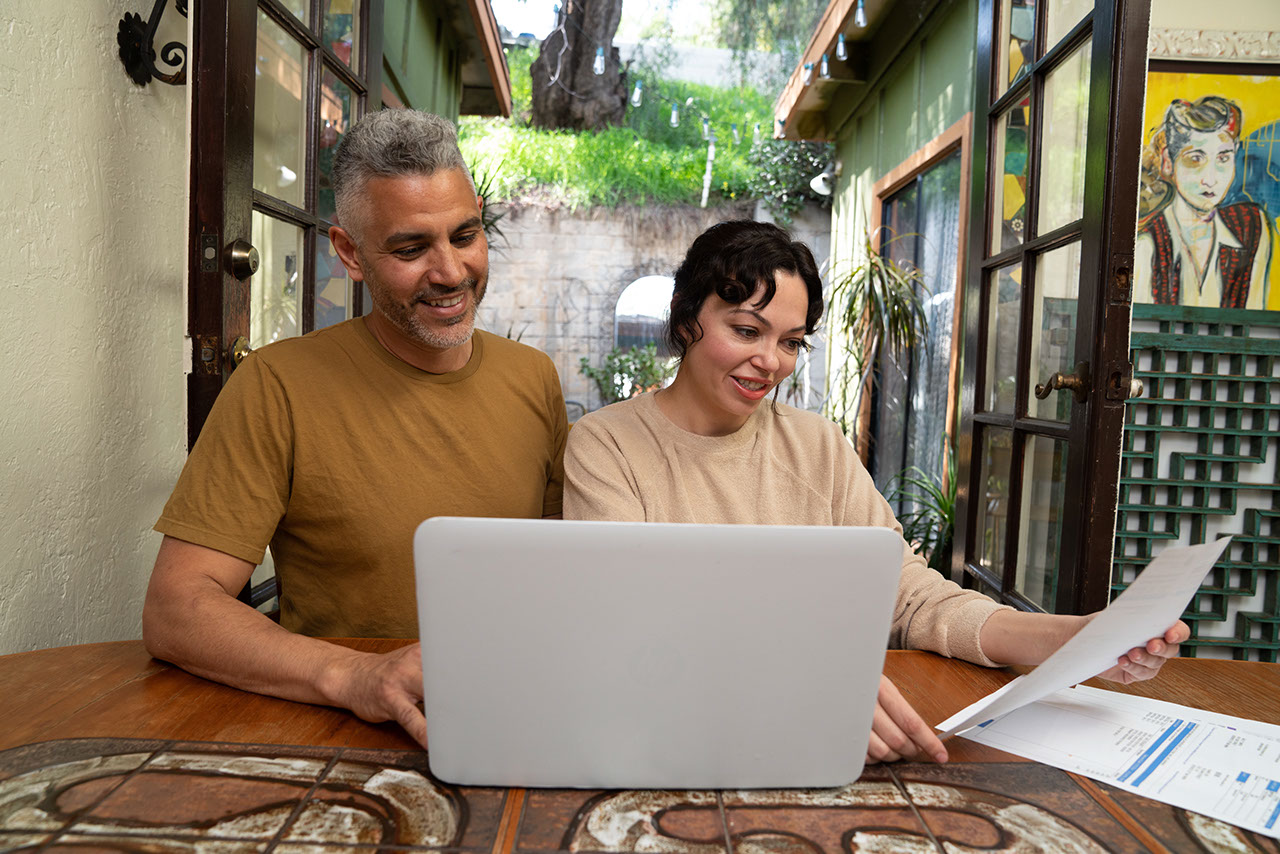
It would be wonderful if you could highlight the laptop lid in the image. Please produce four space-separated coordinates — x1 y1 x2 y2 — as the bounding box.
414 517 902 789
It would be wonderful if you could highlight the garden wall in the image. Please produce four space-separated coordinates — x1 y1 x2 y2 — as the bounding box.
478 201 833 414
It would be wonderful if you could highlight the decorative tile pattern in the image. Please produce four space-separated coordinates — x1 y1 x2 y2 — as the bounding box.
1118 304 1280 661
1093 781 1280 853
891 762 1152 853
0 738 501 851
0 740 1250 852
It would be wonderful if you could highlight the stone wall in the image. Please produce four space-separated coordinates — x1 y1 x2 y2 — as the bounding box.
478 201 833 414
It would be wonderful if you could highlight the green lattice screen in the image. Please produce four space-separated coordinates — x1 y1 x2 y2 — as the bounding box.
1114 305 1280 661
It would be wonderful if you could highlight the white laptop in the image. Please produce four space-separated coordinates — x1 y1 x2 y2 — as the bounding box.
413 517 902 789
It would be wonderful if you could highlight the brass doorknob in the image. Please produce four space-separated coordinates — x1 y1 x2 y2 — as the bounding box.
227 239 260 280
1034 361 1090 404
229 335 252 368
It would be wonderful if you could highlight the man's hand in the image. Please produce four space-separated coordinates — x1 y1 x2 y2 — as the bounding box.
323 643 428 748
1095 621 1189 685
866 674 948 765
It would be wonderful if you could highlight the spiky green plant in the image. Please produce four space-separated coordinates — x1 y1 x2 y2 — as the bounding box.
825 231 930 441
886 433 957 573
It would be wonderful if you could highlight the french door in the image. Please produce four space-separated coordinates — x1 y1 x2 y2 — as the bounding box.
953 0 1151 613
187 0 381 446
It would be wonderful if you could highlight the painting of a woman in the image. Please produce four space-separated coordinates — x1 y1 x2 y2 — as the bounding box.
1134 95 1271 309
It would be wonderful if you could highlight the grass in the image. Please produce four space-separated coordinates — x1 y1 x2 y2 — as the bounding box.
459 46 774 209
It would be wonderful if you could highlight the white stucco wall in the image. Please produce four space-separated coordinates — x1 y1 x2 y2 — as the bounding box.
0 1 188 653
1151 0 1280 29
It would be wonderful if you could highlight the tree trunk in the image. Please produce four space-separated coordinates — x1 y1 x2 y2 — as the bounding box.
529 0 627 131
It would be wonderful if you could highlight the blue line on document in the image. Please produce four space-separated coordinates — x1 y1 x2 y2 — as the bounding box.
1238 772 1250 783
1269 780 1280 793
1267 799 1280 830
1133 722 1196 787
1119 720 1184 783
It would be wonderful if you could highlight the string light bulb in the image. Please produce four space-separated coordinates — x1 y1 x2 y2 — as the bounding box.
670 102 680 127
854 0 867 28
802 62 813 86
630 80 643 107
836 32 848 60
820 54 830 78
593 46 605 75
731 123 740 144
752 122 762 145
701 117 710 140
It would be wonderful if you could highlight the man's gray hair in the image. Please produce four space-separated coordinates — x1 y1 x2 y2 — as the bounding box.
332 109 474 237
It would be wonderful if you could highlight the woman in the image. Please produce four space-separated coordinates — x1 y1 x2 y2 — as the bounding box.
566 220 1187 765
1134 95 1270 309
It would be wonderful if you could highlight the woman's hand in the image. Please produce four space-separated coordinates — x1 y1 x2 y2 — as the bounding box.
866 674 948 765
1094 621 1189 685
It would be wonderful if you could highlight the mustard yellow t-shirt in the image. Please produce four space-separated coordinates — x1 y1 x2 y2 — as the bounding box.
563 393 1008 665
157 319 567 638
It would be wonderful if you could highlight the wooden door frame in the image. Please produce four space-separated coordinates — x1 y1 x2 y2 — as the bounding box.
953 0 1151 614
187 0 383 449
1069 0 1151 613
187 0 256 450
866 113 974 479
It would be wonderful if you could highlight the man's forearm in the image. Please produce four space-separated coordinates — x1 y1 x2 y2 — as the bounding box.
142 576 366 708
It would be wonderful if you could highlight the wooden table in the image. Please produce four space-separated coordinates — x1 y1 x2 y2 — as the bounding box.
1 640 1277 853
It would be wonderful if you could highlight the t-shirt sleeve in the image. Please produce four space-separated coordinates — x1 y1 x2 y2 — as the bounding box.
835 436 1009 666
562 415 646 522
154 354 294 565
541 358 569 518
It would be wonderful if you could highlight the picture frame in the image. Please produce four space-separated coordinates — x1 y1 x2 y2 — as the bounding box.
1134 60 1280 311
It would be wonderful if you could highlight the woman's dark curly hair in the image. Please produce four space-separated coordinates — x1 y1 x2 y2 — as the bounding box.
666 220 825 362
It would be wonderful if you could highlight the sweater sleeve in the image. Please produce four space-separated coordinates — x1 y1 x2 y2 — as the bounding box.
563 414 647 522
837 439 1009 666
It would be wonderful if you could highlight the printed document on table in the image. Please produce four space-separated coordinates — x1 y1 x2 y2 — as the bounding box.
937 538 1231 738
936 685 1280 839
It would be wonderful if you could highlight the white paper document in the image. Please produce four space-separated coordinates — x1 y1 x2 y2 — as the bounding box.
938 537 1231 738
937 685 1280 839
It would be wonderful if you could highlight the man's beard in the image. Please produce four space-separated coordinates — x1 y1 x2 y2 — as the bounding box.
366 272 487 352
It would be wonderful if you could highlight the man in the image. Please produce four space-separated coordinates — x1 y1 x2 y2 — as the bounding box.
143 110 567 748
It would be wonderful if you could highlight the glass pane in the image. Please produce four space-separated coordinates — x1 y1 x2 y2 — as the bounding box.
1016 436 1069 611
984 264 1021 414
976 427 1014 574
1037 42 1091 235
1027 241 1081 421
995 0 1036 100
318 67 355 222
874 347 910 493
250 212 304 347
321 0 360 68
883 183 919 266
1046 0 1092 50
904 151 963 485
278 0 308 24
873 184 921 492
990 98 1031 255
254 11 307 208
315 231 352 331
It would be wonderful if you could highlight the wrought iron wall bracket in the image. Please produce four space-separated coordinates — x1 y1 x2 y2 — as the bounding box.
118 0 188 86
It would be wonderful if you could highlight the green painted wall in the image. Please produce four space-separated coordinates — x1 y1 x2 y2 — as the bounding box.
383 0 463 118
827 0 976 275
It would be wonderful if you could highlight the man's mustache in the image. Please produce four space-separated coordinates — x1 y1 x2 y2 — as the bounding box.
413 279 480 301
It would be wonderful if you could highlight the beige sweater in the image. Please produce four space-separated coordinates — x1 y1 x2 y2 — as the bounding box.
564 393 1008 665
